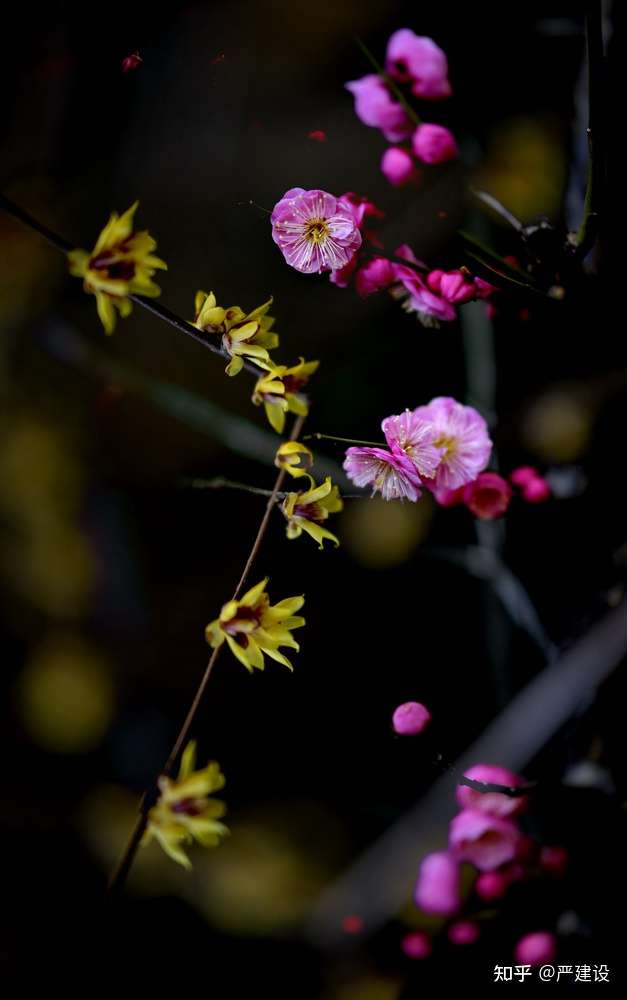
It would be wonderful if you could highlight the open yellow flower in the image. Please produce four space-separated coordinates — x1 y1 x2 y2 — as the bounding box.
194 292 279 376
67 201 167 334
206 578 305 672
252 357 319 433
142 741 228 869
281 476 343 548
275 440 314 479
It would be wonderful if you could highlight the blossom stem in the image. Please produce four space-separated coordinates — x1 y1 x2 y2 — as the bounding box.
181 476 280 498
354 36 421 126
457 230 542 294
108 412 305 896
0 193 260 375
575 0 605 255
304 432 383 448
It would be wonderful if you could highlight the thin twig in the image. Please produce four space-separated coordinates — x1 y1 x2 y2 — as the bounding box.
181 476 281 498
108 413 305 896
471 189 523 232
304 432 383 447
575 1 605 255
0 193 261 376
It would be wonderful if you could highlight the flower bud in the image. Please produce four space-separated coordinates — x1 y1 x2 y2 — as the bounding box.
401 930 432 959
414 851 461 916
514 931 557 966
381 147 420 187
412 123 458 164
392 700 431 735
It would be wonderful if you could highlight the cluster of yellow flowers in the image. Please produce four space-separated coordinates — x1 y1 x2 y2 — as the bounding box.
68 205 344 870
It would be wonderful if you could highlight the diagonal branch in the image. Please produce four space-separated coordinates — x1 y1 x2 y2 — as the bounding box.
108 413 305 896
0 193 261 375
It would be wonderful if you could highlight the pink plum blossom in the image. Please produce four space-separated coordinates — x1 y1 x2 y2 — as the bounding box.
392 701 432 735
382 408 443 480
414 851 461 916
438 270 478 304
391 247 457 325
385 30 452 99
354 257 395 297
449 809 522 871
514 932 557 967
345 75 413 141
401 930 432 959
456 763 528 817
412 123 458 164
413 397 492 490
448 921 480 945
343 444 423 501
381 146 420 187
271 188 362 274
463 472 512 520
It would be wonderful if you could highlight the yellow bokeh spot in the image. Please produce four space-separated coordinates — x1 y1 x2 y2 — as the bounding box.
475 116 566 222
340 495 434 568
522 390 592 462
16 634 115 753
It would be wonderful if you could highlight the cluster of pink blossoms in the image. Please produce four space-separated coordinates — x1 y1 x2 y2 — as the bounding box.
407 762 566 962
436 464 551 519
271 188 494 327
345 30 458 188
343 397 493 503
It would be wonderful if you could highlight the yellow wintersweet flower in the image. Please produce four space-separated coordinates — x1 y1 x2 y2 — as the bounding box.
274 440 314 479
194 291 279 376
252 357 319 433
142 741 228 869
67 201 167 334
205 577 305 673
281 476 343 548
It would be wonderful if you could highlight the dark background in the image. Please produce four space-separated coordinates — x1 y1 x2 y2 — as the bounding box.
1 0 625 993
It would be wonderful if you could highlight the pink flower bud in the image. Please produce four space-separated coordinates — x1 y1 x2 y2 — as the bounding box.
522 477 551 503
412 123 458 164
414 851 461 916
456 763 528 817
439 270 477 304
354 257 395 297
450 809 522 871
448 920 480 945
463 473 512 520
510 466 541 488
514 931 557 967
401 930 432 959
475 870 511 901
393 700 432 735
540 845 568 877
381 146 420 187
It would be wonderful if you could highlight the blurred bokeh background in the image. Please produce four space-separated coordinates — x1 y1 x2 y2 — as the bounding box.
1 0 625 992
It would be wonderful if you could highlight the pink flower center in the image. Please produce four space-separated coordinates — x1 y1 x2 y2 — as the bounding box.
433 433 458 460
304 218 330 244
